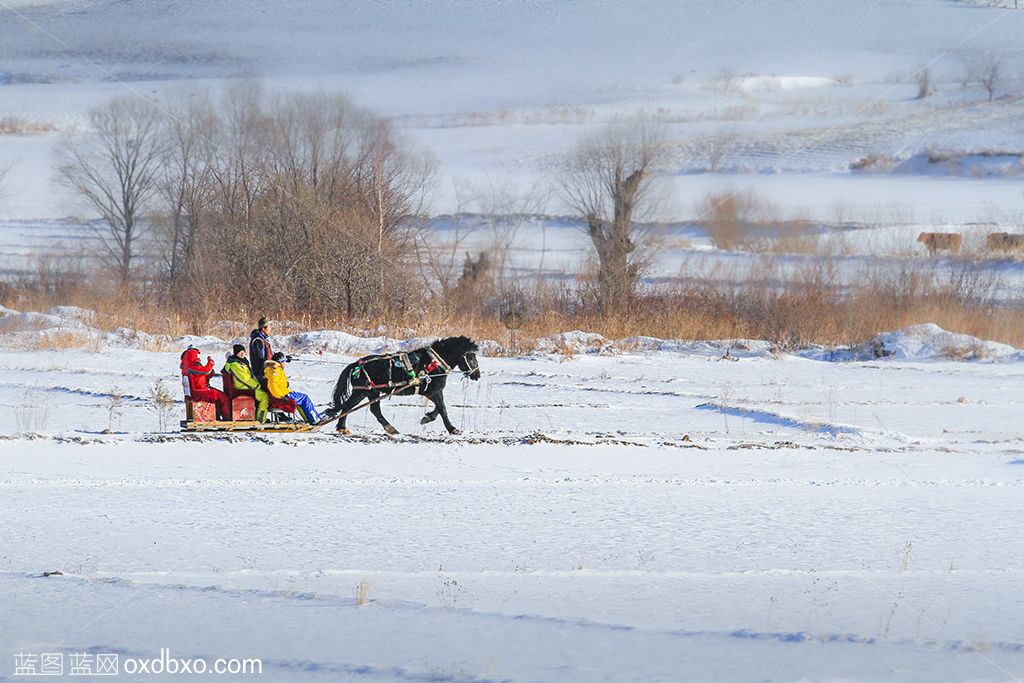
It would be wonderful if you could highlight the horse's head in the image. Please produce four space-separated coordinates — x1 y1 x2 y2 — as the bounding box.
432 336 481 380
460 349 481 381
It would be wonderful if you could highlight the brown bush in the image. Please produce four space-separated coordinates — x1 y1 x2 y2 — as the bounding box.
699 188 778 251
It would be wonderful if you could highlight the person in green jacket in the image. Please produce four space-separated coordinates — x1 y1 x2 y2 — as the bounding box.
223 344 271 422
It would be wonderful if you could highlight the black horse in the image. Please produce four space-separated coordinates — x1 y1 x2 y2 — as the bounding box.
328 336 480 435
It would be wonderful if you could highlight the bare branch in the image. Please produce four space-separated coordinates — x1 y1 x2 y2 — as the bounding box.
55 96 167 284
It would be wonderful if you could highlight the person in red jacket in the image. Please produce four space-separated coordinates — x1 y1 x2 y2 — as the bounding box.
180 346 230 420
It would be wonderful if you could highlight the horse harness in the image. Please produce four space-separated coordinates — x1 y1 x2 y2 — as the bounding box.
349 347 453 394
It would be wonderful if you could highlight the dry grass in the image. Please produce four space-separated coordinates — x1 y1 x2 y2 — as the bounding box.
0 116 57 135
29 331 95 351
5 249 1024 353
355 580 372 607
8 289 1024 353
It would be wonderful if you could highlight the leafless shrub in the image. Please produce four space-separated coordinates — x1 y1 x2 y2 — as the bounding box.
452 251 493 309
437 570 464 609
456 176 551 295
150 379 176 431
153 85 433 319
767 219 821 254
709 68 739 93
698 188 778 250
417 210 482 301
15 388 49 433
106 388 124 433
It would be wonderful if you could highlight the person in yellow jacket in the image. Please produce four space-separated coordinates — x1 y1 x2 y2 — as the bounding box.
264 352 321 424
223 344 271 422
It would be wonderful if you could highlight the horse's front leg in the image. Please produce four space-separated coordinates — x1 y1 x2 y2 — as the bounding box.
420 400 439 425
369 394 399 435
431 391 460 435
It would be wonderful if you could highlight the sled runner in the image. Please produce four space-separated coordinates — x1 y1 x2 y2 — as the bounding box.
180 419 314 432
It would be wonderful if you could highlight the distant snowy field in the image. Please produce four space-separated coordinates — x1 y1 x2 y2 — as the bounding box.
1 0 1024 222
1 310 1024 681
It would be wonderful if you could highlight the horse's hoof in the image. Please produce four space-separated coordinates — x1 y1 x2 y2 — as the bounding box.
338 428 352 436
420 415 432 425
384 425 399 435
447 428 461 436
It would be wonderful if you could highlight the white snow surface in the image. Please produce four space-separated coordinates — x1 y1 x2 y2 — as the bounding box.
1 310 1024 681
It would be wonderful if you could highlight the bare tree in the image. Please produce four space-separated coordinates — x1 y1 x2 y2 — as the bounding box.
559 117 667 312
967 55 1003 102
703 128 737 172
450 175 551 295
416 185 483 301
56 96 166 285
148 86 432 318
156 91 218 300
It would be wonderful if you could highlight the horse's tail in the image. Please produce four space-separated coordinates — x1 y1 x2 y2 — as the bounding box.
332 362 358 408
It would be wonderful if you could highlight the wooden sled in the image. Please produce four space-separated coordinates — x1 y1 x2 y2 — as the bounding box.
180 395 314 433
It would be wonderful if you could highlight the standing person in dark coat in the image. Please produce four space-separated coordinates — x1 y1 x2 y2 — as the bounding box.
249 316 273 388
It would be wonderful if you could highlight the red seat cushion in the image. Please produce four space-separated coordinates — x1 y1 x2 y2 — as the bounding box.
270 397 297 413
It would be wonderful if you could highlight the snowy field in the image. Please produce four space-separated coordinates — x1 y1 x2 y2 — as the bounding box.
1 314 1023 681
3 0 1024 680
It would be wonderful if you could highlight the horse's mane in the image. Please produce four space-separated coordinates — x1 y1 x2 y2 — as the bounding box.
430 336 478 356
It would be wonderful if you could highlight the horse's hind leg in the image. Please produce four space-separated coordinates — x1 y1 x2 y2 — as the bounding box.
370 398 399 435
421 403 439 425
335 393 364 434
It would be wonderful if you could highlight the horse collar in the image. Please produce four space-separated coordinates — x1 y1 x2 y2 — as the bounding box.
426 347 452 373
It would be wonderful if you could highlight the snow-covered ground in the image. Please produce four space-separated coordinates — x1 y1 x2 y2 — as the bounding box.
4 1 1024 680
1 312 1024 681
